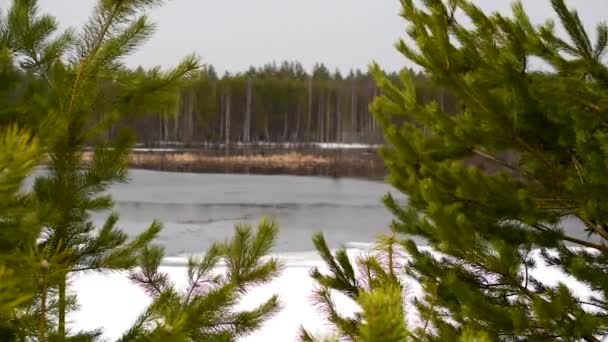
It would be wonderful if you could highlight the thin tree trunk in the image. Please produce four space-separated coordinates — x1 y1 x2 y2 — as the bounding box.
160 116 164 143
188 91 194 143
337 91 342 142
173 108 179 142
58 273 66 340
225 90 231 144
163 116 169 143
326 91 331 142
244 78 252 143
295 104 301 142
307 77 312 141
318 91 324 142
351 84 357 141
39 263 48 342
158 115 162 144
283 112 289 141
219 91 224 142
372 87 378 131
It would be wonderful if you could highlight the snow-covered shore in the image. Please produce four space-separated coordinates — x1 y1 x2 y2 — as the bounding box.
71 249 360 341
131 142 381 152
70 246 595 341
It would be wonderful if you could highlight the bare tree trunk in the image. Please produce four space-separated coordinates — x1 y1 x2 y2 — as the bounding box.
318 91 324 142
164 116 169 143
337 91 342 142
351 84 357 141
283 112 289 141
366 98 370 141
307 77 312 141
173 108 179 142
158 115 162 144
225 89 231 144
372 87 378 131
295 104 301 142
244 78 252 143
188 90 194 143
219 91 225 142
325 91 331 142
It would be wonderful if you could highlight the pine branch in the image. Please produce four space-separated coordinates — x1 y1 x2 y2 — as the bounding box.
129 245 169 296
358 285 409 342
310 233 359 299
374 0 608 339
550 0 593 59
126 218 282 341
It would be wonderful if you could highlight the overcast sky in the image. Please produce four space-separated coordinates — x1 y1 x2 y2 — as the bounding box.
2 0 607 73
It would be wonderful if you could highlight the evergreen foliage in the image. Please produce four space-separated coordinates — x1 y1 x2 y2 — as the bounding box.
0 126 39 258
2 0 606 340
119 218 282 342
0 1 284 340
88 62 458 145
0 0 200 340
0 16 46 340
369 0 608 340
0 126 40 339
301 234 493 341
299 234 403 342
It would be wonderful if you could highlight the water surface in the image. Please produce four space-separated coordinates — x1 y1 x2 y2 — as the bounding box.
90 170 402 255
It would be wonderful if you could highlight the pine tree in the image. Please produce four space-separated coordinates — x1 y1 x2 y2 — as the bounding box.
298 234 403 342
0 0 199 340
0 15 48 341
118 218 283 342
370 0 608 340
1 1 287 340
0 126 41 341
300 234 493 342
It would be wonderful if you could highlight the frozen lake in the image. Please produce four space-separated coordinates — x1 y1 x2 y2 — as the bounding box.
89 169 411 255
22 169 593 341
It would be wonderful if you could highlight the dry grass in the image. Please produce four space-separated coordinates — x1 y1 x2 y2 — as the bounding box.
130 151 329 169
64 149 386 179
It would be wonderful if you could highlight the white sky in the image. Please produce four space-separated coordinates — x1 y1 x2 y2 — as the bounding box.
1 0 607 73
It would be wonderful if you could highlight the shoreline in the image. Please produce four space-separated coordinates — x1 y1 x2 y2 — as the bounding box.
83 147 387 180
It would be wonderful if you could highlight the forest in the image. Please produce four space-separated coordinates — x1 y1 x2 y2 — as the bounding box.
2 0 608 341
115 62 458 145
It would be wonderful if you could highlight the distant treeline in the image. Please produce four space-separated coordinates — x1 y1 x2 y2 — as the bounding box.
106 61 459 145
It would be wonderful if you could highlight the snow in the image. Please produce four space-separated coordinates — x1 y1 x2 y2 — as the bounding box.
130 142 380 152
70 246 596 341
70 250 362 341
132 148 180 152
313 143 380 149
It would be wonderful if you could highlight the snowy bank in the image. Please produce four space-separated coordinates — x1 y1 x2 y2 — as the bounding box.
70 246 595 341
131 142 381 152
